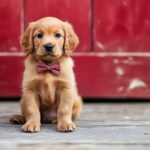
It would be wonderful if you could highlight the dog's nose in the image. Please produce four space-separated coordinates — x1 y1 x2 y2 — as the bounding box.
44 44 54 53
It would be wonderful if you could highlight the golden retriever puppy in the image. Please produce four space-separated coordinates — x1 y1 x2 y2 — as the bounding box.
10 17 82 133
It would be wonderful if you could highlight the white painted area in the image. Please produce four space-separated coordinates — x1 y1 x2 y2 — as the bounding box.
115 67 124 76
72 52 150 57
1 52 150 57
124 116 130 120
96 42 105 50
0 52 24 56
128 78 147 91
120 58 133 64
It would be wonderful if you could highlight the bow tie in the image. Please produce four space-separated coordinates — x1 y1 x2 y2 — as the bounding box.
36 60 60 75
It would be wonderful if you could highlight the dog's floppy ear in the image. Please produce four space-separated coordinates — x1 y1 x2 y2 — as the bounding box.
63 22 79 55
20 22 35 55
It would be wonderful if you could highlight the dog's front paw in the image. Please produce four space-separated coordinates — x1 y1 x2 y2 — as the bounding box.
57 122 76 132
21 121 41 133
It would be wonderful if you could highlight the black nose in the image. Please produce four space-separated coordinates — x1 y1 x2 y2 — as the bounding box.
44 44 54 53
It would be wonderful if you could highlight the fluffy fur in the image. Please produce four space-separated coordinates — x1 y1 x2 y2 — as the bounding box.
10 17 82 133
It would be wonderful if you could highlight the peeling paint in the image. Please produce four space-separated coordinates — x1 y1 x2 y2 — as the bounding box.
97 42 105 50
119 57 142 65
117 86 125 92
115 67 124 76
72 52 150 57
128 78 147 91
0 52 24 56
120 57 133 64
113 59 119 64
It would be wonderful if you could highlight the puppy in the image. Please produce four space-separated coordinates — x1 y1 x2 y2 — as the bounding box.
10 17 82 133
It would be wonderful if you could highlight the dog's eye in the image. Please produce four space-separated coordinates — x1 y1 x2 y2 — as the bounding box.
55 33 61 38
37 33 43 39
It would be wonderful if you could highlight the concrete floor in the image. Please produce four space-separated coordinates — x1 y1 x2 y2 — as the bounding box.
1 102 150 150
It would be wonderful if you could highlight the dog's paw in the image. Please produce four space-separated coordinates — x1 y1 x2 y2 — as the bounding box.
51 118 57 124
10 115 25 124
21 121 40 133
57 122 76 132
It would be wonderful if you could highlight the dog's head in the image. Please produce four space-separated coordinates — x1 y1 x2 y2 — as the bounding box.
21 17 79 60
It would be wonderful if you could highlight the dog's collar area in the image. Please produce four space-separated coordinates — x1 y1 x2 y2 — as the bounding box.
36 60 61 75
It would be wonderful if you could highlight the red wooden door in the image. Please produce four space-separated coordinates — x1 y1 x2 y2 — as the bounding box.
92 0 150 97
0 0 150 98
0 0 23 97
0 0 92 97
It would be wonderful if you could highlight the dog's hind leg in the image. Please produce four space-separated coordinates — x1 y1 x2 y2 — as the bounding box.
10 115 25 124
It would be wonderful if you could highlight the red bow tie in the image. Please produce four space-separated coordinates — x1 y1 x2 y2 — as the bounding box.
36 60 60 75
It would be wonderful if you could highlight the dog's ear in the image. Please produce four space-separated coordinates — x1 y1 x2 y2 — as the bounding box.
20 22 35 55
63 22 79 55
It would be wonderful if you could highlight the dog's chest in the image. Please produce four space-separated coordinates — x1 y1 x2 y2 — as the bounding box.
38 73 64 106
38 75 63 121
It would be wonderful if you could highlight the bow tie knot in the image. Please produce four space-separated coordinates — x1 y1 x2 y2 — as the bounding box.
36 60 60 75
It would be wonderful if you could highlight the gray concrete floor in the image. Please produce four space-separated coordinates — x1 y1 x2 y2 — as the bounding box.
1 102 150 150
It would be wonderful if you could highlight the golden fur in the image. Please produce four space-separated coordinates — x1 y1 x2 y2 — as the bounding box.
10 17 82 132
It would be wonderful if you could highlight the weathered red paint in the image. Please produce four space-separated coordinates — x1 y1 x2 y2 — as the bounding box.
1 0 150 98
0 0 22 52
74 54 150 98
1 54 150 98
94 0 150 52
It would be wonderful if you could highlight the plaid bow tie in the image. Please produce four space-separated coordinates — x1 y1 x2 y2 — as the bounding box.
36 60 60 75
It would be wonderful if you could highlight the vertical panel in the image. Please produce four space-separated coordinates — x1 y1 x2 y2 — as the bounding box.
94 0 150 52
0 0 23 97
25 0 91 52
90 0 150 98
0 0 22 52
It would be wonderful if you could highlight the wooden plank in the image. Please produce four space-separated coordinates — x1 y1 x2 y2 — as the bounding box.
1 121 150 144
2 144 150 150
94 0 150 52
0 56 23 97
0 0 22 52
82 103 150 121
1 54 150 98
74 54 150 97
25 0 91 52
1 102 150 149
2 102 150 121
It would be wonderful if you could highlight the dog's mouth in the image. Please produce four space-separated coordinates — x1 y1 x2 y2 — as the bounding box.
36 48 62 60
44 53 55 57
39 53 61 61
